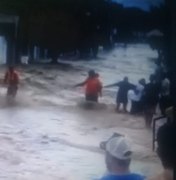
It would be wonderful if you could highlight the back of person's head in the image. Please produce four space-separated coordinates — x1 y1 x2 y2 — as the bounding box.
149 74 156 83
105 152 131 172
139 78 146 86
161 72 168 81
104 136 132 172
88 70 96 78
157 123 176 169
124 77 128 82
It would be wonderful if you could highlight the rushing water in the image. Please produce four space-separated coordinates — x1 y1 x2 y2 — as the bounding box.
0 44 161 180
0 106 161 180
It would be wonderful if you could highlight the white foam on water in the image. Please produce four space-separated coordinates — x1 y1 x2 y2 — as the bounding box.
0 107 161 180
0 44 161 180
58 44 157 85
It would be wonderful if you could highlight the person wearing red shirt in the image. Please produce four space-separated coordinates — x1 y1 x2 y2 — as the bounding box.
4 66 19 97
75 70 102 102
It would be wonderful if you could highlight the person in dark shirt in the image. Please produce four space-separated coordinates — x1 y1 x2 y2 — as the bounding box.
143 74 160 128
159 74 172 115
105 77 135 113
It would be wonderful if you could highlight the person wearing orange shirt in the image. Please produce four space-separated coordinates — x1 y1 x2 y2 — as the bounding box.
75 70 102 102
4 66 19 97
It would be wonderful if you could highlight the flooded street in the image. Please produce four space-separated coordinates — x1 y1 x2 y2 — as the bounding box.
0 44 162 179
0 106 161 180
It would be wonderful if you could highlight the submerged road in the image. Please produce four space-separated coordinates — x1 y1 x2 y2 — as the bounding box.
0 105 161 180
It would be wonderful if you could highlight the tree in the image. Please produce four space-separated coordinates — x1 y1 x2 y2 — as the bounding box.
0 0 167 63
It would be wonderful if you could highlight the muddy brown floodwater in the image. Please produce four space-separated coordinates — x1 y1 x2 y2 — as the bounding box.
0 44 162 180
0 104 162 180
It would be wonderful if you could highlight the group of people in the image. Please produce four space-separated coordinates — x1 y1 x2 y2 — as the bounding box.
129 73 172 128
99 122 175 180
1 67 175 180
1 67 173 128
75 70 137 112
75 70 172 128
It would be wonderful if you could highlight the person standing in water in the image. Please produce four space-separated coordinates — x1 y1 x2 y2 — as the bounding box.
143 74 160 128
128 78 146 114
105 77 135 113
159 74 172 115
75 70 102 102
4 66 19 98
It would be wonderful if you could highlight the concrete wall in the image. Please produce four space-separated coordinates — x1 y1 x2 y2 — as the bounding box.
0 36 7 64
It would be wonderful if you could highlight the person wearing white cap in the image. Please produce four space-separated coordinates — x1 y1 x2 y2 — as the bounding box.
100 136 145 180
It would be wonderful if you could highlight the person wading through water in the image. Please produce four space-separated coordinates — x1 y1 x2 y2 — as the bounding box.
105 77 135 113
75 70 102 102
4 66 19 98
143 74 160 128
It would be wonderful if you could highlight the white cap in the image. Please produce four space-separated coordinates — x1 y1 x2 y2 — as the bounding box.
106 137 132 160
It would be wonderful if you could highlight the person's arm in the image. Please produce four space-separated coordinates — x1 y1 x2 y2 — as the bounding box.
74 79 88 87
104 82 120 88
